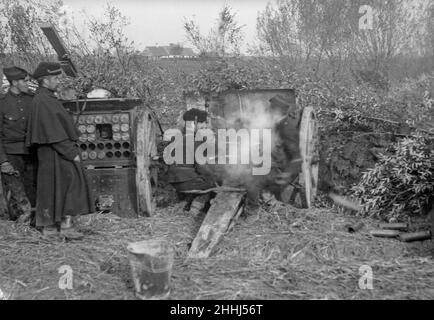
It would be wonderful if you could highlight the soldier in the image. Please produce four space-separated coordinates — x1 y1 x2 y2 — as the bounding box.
0 66 36 222
167 108 219 215
243 95 303 204
26 62 92 239
268 95 304 200
269 94 303 187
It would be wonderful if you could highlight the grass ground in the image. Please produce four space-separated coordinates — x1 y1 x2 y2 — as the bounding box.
0 195 433 300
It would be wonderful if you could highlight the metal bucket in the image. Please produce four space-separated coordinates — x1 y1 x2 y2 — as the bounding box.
127 239 174 300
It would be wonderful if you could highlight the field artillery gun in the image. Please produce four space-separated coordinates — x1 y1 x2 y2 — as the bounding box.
185 89 320 258
186 89 319 209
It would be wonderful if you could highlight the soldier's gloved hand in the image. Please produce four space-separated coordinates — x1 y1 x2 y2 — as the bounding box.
0 161 15 174
73 155 81 162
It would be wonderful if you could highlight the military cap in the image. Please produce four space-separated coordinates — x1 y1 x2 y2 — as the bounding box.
2 66 29 81
32 62 62 79
183 108 208 123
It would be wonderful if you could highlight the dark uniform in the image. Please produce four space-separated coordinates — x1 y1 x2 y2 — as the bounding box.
167 109 217 213
267 96 303 200
167 108 216 193
27 62 92 228
241 95 303 203
0 67 36 221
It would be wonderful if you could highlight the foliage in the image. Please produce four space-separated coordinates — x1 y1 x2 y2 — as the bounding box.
256 0 357 67
386 74 434 129
352 136 434 220
0 0 66 69
427 2 434 55
86 3 134 75
183 58 269 94
184 5 245 57
255 0 430 81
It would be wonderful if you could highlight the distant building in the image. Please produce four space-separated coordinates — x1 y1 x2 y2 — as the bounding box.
144 46 168 58
144 44 197 59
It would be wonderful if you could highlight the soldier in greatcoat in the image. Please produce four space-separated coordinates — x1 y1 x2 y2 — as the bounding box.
27 62 92 238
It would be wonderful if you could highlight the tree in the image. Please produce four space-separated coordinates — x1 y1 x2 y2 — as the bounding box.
350 0 414 75
0 0 87 69
184 5 245 57
256 0 361 75
426 2 434 56
0 13 8 59
256 0 429 80
87 3 134 75
256 1 302 61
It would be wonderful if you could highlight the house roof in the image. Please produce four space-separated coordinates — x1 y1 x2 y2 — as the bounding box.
144 45 196 57
181 48 195 56
145 46 169 57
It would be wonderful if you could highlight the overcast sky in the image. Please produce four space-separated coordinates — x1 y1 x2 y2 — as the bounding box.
62 0 269 51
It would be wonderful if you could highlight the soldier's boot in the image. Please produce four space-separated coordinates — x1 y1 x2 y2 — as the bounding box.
171 200 188 215
180 195 194 212
41 225 60 239
60 216 84 241
5 179 32 223
16 211 32 225
60 215 73 230
60 228 84 241
16 203 33 225
244 202 260 224
189 194 210 216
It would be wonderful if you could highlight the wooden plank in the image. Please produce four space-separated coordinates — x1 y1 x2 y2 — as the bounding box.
135 108 158 216
188 191 246 259
299 107 319 208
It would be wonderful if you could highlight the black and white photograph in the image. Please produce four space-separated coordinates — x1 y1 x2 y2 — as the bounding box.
0 0 433 304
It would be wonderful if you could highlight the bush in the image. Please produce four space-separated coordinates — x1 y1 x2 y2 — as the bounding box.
352 136 434 221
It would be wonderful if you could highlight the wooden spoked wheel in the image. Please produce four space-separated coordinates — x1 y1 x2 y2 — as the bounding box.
135 107 158 217
299 107 319 208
